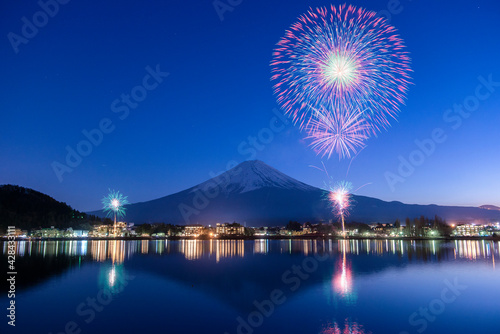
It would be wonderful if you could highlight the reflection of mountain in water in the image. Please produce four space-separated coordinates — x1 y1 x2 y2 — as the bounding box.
0 241 91 292
2 239 498 311
87 160 500 225
4 239 496 313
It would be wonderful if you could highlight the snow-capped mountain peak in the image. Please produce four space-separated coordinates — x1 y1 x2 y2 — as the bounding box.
191 160 316 195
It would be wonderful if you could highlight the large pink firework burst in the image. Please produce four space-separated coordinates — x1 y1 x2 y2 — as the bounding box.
271 4 412 158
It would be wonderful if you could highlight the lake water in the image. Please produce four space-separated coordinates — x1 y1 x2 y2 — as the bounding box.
1 239 499 334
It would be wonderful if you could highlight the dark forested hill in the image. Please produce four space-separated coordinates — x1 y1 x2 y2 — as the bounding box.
0 185 97 233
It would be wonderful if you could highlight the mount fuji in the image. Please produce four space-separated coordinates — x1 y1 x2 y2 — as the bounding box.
88 160 500 226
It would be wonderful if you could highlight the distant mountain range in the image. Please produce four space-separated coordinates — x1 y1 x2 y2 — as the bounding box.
88 160 500 226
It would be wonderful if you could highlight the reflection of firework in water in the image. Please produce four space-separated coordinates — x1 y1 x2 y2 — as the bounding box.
98 263 128 294
333 251 352 297
328 181 352 236
271 4 412 158
321 318 371 334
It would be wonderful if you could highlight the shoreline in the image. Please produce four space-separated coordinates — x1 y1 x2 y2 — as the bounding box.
2 235 500 242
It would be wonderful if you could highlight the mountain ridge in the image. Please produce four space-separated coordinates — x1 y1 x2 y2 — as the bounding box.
87 160 500 226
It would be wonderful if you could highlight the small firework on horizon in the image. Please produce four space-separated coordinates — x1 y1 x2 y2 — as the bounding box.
328 180 353 236
329 181 352 218
102 189 129 221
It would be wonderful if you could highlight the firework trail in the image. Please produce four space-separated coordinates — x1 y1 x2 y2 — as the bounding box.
271 4 412 158
316 181 353 236
310 159 372 236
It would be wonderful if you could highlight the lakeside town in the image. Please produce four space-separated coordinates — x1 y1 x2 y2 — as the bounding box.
4 220 500 240
3 185 499 241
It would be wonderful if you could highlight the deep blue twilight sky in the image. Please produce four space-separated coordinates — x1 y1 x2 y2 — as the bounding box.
1 0 499 211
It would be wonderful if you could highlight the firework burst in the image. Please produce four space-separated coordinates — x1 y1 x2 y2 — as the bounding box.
271 4 412 158
328 181 352 236
102 189 129 221
329 181 352 217
307 106 370 159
